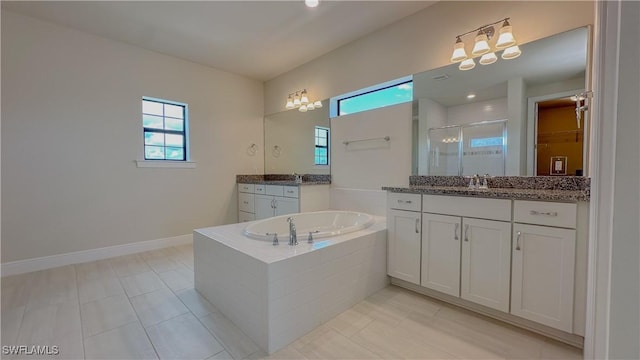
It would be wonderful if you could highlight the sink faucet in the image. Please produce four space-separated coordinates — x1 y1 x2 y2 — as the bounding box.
287 217 298 246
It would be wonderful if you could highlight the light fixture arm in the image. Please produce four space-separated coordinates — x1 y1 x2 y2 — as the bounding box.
454 17 510 39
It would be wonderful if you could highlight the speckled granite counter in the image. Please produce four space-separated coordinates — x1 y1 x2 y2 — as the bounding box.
382 185 589 202
384 176 590 202
236 174 330 186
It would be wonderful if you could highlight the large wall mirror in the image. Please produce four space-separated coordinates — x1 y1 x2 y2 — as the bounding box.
413 26 590 176
264 100 330 174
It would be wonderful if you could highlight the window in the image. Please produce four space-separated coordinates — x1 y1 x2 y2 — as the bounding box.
470 137 504 148
314 126 329 165
336 80 413 116
142 97 188 161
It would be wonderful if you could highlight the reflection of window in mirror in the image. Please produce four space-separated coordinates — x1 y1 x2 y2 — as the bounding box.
314 126 330 165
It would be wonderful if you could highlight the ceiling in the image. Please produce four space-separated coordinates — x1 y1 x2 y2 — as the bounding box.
2 1 436 81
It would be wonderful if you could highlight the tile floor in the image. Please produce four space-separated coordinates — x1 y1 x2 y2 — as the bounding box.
1 244 582 359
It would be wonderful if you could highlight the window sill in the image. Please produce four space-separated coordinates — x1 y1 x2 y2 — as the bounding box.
135 160 197 169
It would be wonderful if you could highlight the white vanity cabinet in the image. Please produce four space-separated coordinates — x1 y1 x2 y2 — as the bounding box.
511 200 577 333
238 183 330 222
421 195 512 311
387 193 422 285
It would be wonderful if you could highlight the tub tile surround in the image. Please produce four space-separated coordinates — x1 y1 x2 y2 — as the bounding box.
236 174 331 186
383 176 590 201
194 218 389 354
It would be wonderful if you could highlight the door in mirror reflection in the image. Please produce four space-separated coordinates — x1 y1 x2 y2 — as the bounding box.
535 98 584 176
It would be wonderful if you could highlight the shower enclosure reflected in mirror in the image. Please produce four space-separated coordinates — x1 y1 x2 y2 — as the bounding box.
264 99 330 175
413 26 590 176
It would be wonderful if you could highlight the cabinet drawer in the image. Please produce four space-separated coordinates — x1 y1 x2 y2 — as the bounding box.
283 186 299 198
514 200 577 228
266 185 284 196
254 184 266 194
239 211 255 223
423 195 511 221
388 192 421 212
238 193 255 213
238 183 254 193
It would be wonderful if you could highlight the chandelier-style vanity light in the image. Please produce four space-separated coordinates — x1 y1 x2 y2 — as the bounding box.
285 89 323 112
450 18 522 71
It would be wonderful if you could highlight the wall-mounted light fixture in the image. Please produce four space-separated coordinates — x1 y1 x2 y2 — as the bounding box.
450 18 522 71
285 89 323 112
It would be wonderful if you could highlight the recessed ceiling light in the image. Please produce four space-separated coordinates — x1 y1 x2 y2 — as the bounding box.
305 0 319 8
467 93 476 99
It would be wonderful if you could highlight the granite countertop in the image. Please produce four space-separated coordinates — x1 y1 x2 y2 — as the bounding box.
239 179 330 186
382 185 589 202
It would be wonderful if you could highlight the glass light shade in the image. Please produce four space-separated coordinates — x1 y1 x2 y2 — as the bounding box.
307 102 315 110
314 100 323 108
501 45 522 60
495 25 516 49
450 38 467 63
459 58 476 71
300 90 309 105
479 52 498 65
298 104 308 112
305 0 319 8
293 95 301 107
285 95 294 109
471 33 490 56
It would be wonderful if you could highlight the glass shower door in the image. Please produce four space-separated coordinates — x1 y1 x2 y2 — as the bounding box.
461 121 506 176
428 126 461 176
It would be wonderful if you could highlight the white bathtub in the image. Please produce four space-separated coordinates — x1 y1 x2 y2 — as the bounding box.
243 210 375 241
194 211 388 354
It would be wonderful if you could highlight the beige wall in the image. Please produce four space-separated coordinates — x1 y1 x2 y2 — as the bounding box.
1 11 264 263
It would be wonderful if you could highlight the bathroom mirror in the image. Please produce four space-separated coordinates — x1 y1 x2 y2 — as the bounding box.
264 99 330 174
413 26 590 176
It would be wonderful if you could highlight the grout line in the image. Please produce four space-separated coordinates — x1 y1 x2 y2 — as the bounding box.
73 264 88 359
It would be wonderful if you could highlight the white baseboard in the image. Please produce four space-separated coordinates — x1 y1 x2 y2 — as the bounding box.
1 234 193 277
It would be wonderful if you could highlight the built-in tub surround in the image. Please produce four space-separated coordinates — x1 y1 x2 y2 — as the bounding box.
236 174 331 185
193 213 387 354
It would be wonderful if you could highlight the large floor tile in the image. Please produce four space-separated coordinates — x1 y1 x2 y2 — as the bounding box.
142 249 182 273
81 294 138 337
75 259 116 282
84 322 158 360
78 275 125 304
25 266 78 311
2 273 34 310
540 339 583 359
175 288 218 318
158 265 194 292
110 254 152 278
14 301 84 359
199 312 261 360
146 313 224 360
296 328 381 359
323 307 373 338
206 350 232 359
121 271 167 298
130 288 189 327
1 306 25 346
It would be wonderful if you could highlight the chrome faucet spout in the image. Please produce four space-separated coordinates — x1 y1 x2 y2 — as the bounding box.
287 217 298 246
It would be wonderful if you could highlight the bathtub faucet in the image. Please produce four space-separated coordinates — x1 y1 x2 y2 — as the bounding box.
287 217 298 246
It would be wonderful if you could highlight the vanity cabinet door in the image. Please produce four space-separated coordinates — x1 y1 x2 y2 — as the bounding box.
274 196 299 217
461 218 511 312
421 213 461 297
511 224 576 332
387 209 422 285
255 195 275 220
